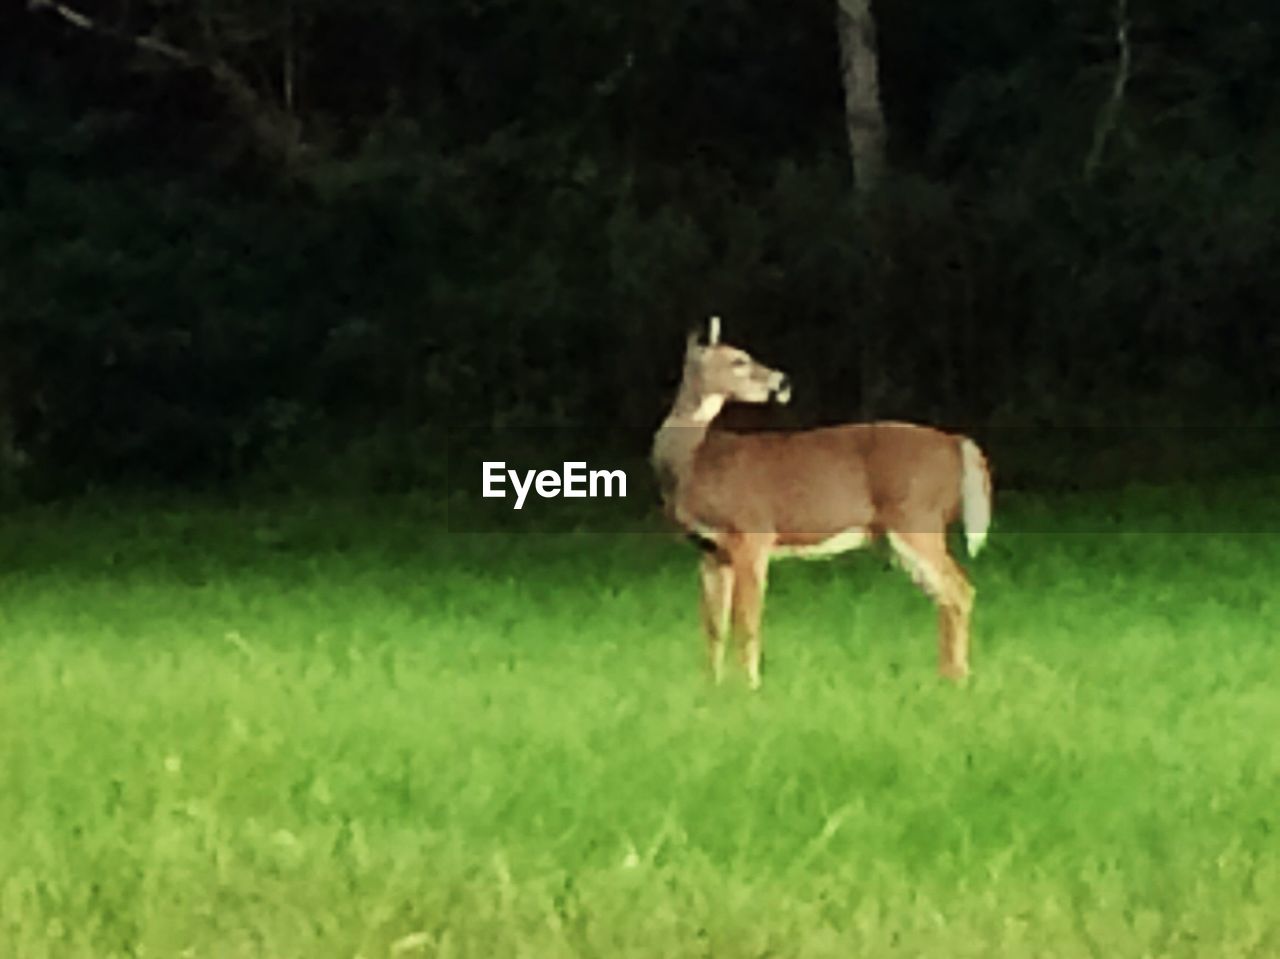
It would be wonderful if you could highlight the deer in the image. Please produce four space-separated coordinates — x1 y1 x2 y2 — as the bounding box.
651 316 993 689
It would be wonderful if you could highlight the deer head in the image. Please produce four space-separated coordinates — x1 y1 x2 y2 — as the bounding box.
678 316 792 423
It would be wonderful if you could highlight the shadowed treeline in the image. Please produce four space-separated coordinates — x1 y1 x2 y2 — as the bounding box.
3 0 1280 495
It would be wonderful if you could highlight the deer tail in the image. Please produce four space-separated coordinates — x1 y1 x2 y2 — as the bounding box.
960 437 992 557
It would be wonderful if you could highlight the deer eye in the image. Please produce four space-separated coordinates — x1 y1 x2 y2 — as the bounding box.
731 358 749 371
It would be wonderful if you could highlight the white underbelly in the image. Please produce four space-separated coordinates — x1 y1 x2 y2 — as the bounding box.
773 528 870 560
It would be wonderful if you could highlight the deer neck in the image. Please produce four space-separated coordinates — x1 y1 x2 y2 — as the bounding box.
652 373 724 505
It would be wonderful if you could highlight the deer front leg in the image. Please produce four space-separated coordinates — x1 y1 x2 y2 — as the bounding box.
698 552 734 684
729 534 775 690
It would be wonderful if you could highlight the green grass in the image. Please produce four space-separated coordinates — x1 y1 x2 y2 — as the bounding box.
2 485 1279 957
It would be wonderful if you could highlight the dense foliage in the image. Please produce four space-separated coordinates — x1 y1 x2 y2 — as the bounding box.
3 0 1280 492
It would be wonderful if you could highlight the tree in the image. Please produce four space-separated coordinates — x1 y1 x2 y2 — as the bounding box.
835 0 887 192
1083 0 1132 180
28 0 308 171
834 0 889 418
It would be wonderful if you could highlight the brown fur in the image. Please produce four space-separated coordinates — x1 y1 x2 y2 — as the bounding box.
652 323 992 688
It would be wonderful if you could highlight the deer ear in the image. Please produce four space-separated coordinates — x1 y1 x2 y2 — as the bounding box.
686 315 722 354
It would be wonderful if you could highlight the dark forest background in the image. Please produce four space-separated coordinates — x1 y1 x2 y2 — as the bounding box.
4 0 1280 499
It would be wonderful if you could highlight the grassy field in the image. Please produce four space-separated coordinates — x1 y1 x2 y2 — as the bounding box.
2 484 1279 958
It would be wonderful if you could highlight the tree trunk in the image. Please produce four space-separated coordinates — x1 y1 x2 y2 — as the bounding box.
835 0 887 194
1083 0 1131 181
836 0 889 418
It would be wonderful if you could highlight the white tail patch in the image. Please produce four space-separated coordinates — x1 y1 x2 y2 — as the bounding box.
960 437 991 557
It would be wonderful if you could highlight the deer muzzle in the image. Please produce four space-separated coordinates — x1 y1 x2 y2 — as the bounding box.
771 373 792 404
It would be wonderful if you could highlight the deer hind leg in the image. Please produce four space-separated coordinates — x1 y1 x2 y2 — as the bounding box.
698 551 734 684
887 529 975 680
728 533 775 690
